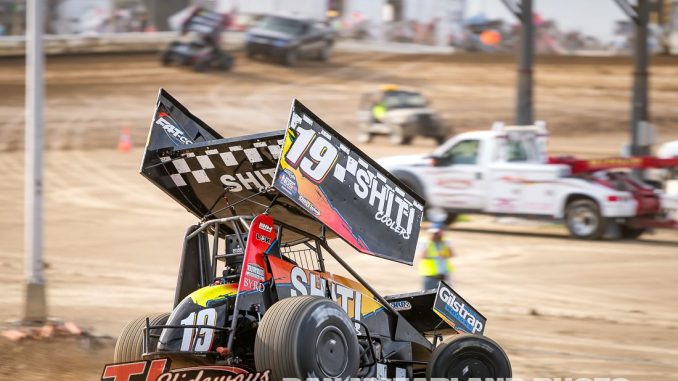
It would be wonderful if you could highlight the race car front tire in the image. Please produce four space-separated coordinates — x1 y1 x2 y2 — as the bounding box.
113 313 170 363
426 334 511 380
254 296 360 381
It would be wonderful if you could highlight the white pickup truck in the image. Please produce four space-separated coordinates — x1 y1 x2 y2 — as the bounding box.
379 122 659 240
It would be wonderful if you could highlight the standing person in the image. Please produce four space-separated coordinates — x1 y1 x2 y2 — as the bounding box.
418 224 455 290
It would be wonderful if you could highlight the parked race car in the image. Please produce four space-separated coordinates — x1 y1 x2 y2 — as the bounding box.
112 90 511 381
380 122 678 240
358 85 451 145
245 14 336 66
161 7 234 72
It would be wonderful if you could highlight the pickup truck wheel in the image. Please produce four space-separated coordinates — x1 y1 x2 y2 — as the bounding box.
357 132 372 144
318 43 331 61
246 47 256 59
255 296 359 381
389 126 412 145
426 334 511 380
284 49 298 67
113 313 170 362
620 225 645 239
565 199 606 240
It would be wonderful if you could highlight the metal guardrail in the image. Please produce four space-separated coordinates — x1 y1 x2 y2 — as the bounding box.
0 31 458 57
0 31 246 57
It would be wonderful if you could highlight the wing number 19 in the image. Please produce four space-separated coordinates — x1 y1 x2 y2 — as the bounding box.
285 126 338 183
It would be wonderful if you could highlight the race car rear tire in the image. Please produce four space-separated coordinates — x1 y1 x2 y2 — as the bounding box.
218 52 234 71
255 296 360 381
565 199 606 240
113 313 170 362
161 51 174 66
194 57 210 72
426 334 511 380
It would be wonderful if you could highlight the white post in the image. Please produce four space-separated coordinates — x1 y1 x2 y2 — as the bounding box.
23 0 47 322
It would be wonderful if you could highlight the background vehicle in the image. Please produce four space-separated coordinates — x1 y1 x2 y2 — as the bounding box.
245 14 336 66
161 7 234 72
113 90 511 381
380 122 677 240
358 85 451 145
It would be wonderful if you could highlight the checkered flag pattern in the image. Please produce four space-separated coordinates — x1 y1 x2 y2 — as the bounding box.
158 138 284 188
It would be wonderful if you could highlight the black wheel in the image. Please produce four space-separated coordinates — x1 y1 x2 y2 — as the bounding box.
444 212 458 225
246 46 256 59
194 56 209 72
161 51 174 66
218 52 234 71
318 43 331 61
390 125 410 145
255 296 359 381
357 132 372 144
284 49 299 67
426 334 511 381
620 224 645 239
565 199 606 240
113 313 169 362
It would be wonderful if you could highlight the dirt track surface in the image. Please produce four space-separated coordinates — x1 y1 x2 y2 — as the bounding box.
1 52 678 380
1 52 678 152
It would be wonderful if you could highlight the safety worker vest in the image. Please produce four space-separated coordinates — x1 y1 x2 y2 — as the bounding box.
418 241 454 277
372 103 386 122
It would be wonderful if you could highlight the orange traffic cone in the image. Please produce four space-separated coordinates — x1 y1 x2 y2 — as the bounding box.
117 127 133 153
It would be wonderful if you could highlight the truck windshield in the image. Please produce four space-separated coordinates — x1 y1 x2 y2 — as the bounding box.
257 16 306 36
383 91 427 109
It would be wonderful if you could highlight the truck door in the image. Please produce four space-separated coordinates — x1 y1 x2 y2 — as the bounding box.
425 139 486 211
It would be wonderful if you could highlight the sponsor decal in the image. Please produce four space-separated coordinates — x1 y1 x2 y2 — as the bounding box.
155 111 194 145
289 266 363 328
276 168 298 198
389 300 412 311
246 263 265 281
255 233 271 244
242 277 265 292
297 195 320 216
101 358 270 381
258 222 273 233
220 169 276 192
433 281 486 335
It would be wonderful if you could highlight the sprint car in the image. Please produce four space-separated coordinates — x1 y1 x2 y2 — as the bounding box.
112 90 511 381
161 7 234 72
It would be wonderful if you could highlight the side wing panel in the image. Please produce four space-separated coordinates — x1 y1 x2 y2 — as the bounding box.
273 100 425 265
